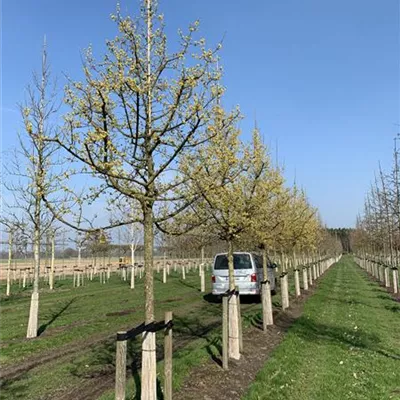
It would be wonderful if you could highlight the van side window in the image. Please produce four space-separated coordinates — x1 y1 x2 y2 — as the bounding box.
254 255 263 269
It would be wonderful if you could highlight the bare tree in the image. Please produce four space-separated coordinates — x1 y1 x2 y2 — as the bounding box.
2 42 64 338
353 136 400 270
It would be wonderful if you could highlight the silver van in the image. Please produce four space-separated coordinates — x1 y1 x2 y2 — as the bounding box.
211 252 277 296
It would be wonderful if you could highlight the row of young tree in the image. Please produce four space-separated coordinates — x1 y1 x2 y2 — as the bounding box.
352 137 400 264
1 1 340 398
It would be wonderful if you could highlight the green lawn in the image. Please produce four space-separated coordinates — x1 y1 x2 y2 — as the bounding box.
242 255 400 400
0 266 262 400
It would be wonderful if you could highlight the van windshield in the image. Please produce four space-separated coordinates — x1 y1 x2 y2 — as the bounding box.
214 254 252 270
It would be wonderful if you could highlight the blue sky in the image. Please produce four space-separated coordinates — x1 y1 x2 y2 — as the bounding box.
1 0 399 228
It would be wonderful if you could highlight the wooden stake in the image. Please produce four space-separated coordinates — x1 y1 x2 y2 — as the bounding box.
222 295 228 370
236 291 243 352
6 230 12 297
115 334 127 400
164 311 173 400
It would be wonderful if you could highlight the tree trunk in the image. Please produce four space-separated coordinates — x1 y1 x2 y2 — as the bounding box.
49 234 55 290
393 269 398 294
227 239 240 360
261 246 270 329
6 230 12 297
131 246 135 267
182 265 186 280
294 269 300 297
27 223 40 338
261 281 273 330
385 267 390 288
130 266 135 289
280 273 289 310
303 267 308 290
141 204 156 400
262 247 268 281
78 246 82 269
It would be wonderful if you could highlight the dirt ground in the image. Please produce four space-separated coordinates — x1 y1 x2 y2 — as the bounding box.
174 289 316 400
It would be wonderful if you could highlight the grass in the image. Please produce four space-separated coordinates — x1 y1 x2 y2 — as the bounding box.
0 266 262 400
242 255 400 400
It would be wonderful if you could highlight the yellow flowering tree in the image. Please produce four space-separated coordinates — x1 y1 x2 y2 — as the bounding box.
181 114 276 359
46 2 224 396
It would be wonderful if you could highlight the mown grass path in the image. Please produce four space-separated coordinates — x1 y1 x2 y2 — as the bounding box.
243 255 400 400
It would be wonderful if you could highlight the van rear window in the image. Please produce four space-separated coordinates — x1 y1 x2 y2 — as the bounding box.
214 254 252 270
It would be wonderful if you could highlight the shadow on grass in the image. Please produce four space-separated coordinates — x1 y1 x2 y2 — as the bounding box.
243 311 262 330
177 279 199 291
384 304 400 313
292 317 400 361
0 374 29 399
37 297 77 336
376 294 397 302
173 314 223 367
65 310 224 398
203 292 261 305
203 293 221 304
239 295 261 305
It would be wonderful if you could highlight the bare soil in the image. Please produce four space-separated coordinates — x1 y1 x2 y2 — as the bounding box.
173 288 316 400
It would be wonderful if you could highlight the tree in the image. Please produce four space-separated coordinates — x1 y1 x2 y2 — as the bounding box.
181 114 271 359
352 136 400 268
248 129 285 276
72 231 88 269
276 185 319 256
2 43 63 338
45 2 223 396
